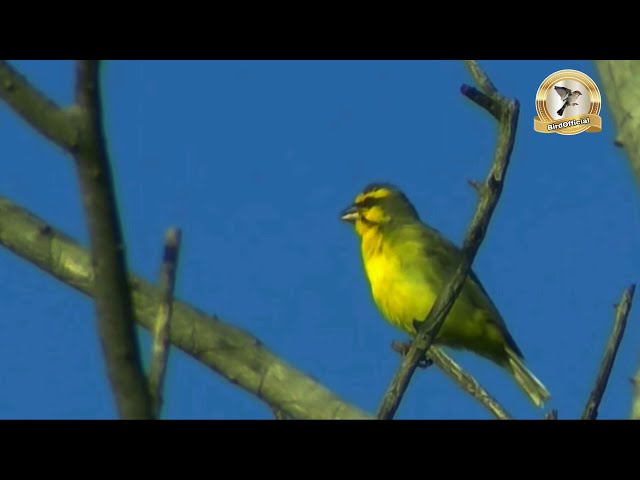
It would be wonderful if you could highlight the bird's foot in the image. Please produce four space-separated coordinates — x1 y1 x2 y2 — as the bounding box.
417 357 434 369
390 340 433 369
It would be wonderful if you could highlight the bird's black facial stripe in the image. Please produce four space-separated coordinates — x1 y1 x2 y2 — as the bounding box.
356 197 380 209
358 214 377 226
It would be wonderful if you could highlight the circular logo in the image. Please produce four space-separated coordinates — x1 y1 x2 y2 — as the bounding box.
534 69 602 136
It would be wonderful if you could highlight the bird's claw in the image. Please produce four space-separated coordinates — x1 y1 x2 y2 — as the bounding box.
418 358 433 369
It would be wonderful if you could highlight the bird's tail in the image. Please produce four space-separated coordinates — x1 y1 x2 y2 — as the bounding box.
506 347 551 409
557 104 566 116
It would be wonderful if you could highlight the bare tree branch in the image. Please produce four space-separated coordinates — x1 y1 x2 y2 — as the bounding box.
582 284 636 420
0 195 372 420
377 61 520 420
392 341 511 419
464 60 497 95
69 60 153 419
428 347 512 420
0 60 78 151
148 228 182 418
1 59 153 418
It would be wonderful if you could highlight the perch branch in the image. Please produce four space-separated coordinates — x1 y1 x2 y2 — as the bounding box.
428 347 512 420
391 341 511 419
377 61 520 420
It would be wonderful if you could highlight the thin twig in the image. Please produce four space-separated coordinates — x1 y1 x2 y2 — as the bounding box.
428 347 512 420
376 62 519 420
391 341 510 419
0 61 78 151
0 195 372 420
74 60 153 419
582 284 635 419
148 228 182 418
467 179 483 193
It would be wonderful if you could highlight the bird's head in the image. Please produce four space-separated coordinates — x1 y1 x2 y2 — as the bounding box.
340 182 420 236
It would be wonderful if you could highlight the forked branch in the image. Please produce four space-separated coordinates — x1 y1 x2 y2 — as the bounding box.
377 60 520 420
1 60 153 419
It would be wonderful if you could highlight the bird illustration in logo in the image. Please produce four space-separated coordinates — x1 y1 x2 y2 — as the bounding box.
554 85 582 117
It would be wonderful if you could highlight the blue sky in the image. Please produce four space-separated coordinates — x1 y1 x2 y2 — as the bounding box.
1 60 638 420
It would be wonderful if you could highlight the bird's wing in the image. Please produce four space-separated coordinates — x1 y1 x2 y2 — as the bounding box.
418 225 495 305
416 224 524 357
554 86 571 99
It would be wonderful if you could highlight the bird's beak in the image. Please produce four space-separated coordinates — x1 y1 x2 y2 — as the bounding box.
340 204 360 223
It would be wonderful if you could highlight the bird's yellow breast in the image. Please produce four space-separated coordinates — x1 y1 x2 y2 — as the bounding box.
360 229 436 334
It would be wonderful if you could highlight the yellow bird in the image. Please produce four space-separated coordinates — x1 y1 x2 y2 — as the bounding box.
340 182 551 408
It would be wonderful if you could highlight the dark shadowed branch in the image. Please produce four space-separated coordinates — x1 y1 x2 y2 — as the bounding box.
0 195 372 420
148 228 182 418
71 61 153 419
582 284 635 420
376 60 520 420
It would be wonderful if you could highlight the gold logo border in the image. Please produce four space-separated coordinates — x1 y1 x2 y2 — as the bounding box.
534 69 602 136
